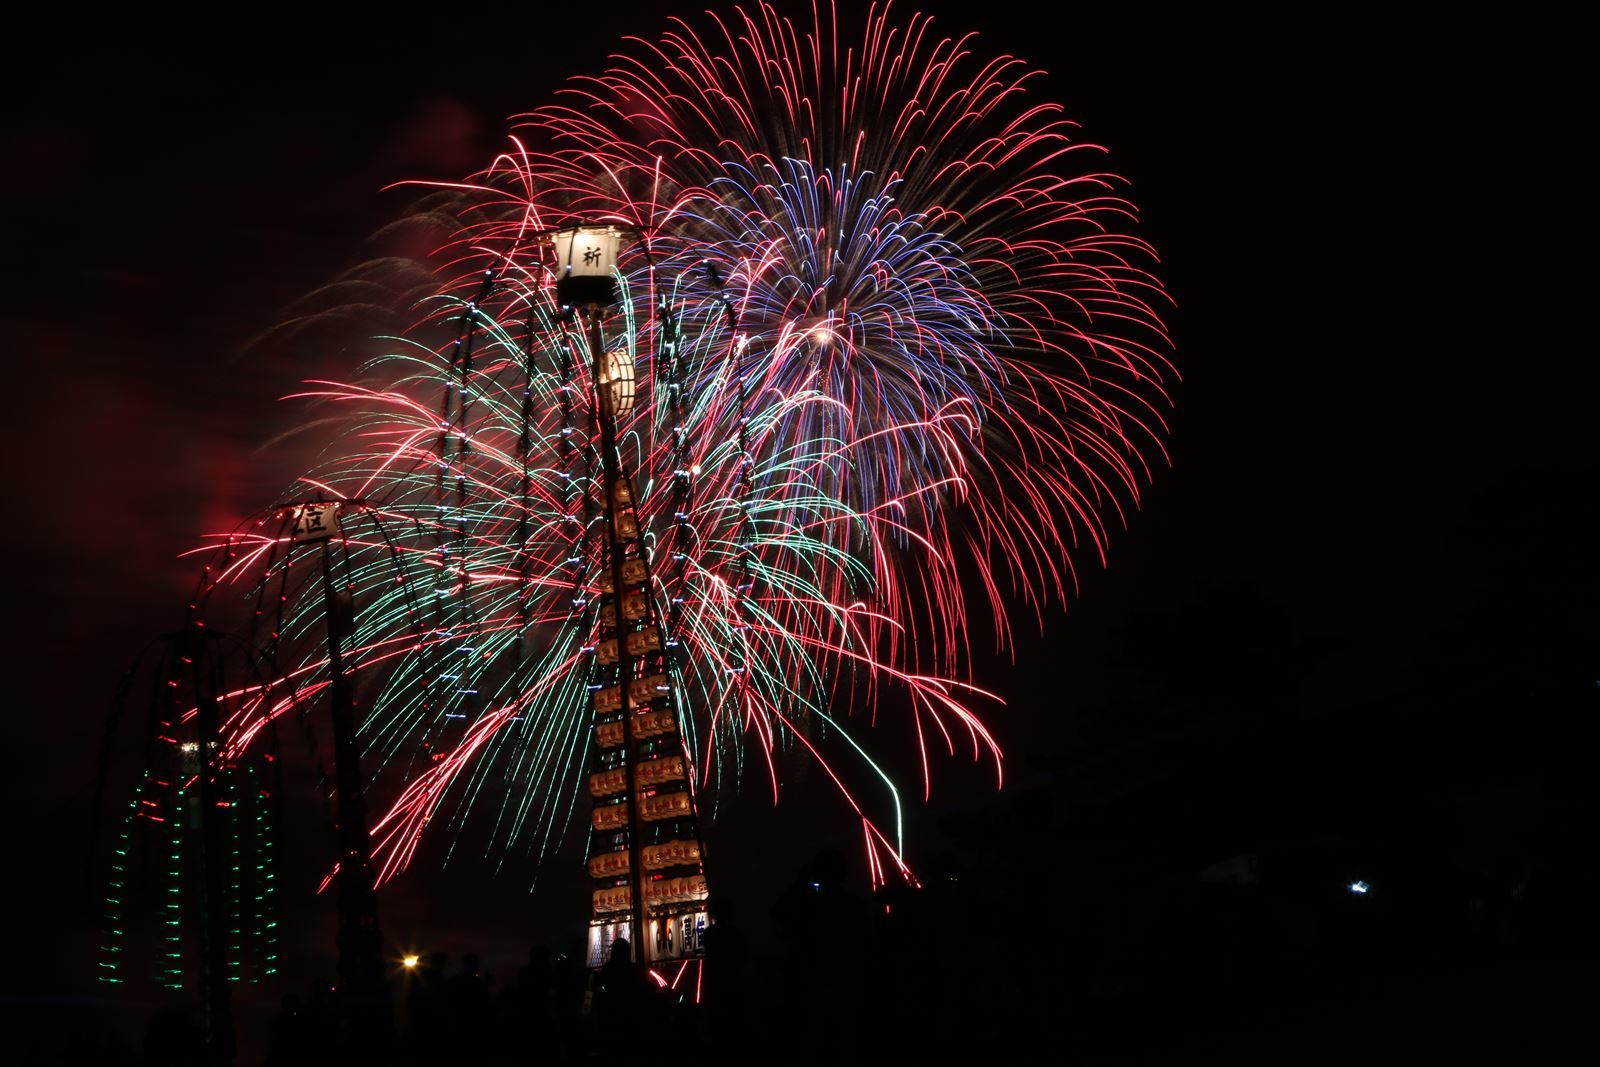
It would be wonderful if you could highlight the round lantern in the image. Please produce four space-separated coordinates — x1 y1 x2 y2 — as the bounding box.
600 346 636 416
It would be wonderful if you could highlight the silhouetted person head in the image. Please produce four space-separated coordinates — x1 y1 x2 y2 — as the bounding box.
928 850 963 884
710 895 737 923
815 847 848 888
608 936 632 965
143 1007 201 1067
265 992 310 1067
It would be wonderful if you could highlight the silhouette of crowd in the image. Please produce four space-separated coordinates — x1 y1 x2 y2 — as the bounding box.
61 809 1600 1066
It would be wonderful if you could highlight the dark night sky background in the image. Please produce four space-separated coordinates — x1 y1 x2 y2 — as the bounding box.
2 4 1590 1052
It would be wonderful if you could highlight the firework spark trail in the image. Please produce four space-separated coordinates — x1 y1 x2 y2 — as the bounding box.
189 2 1172 887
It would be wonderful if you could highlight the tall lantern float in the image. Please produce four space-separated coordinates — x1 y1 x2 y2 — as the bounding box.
545 226 711 973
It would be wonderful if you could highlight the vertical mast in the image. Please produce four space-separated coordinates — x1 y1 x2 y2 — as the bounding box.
291 501 390 1051
556 227 711 973
187 629 236 1065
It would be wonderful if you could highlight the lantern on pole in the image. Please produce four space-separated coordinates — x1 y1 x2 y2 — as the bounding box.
277 497 390 1045
289 501 343 543
550 225 628 308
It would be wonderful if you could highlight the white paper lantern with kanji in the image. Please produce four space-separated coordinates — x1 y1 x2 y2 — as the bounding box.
550 226 628 306
289 502 343 543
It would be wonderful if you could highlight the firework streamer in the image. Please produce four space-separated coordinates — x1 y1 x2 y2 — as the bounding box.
171 2 1172 896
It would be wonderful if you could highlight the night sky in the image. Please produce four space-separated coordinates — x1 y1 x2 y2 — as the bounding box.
4 5 1589 1055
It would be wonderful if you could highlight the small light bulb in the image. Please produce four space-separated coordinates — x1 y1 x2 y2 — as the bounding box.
1348 880 1369 895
